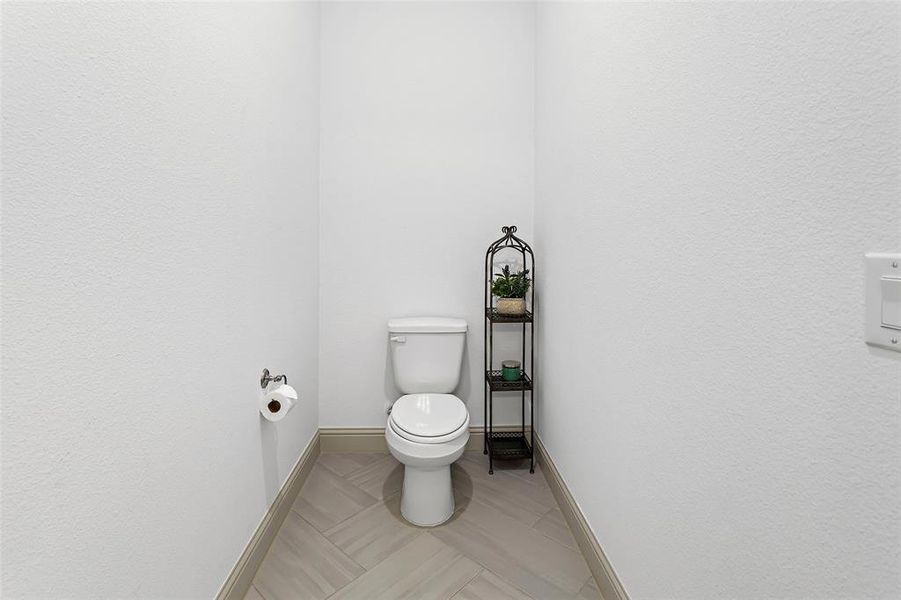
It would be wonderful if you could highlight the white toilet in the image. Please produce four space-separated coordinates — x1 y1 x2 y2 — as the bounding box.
385 316 470 527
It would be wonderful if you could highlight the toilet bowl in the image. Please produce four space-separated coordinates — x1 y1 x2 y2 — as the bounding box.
386 393 469 526
385 317 469 527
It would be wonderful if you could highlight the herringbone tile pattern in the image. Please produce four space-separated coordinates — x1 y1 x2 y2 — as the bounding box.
248 452 600 600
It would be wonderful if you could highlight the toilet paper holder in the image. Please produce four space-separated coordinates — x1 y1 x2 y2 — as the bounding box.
260 368 288 389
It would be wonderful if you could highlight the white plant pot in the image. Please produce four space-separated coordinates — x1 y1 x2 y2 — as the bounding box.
496 297 526 315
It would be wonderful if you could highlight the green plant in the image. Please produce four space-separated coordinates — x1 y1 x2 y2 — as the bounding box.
491 265 531 298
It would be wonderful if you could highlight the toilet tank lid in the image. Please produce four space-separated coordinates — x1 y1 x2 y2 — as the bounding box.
387 317 468 333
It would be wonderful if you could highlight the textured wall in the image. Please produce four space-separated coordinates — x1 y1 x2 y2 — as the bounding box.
534 3 901 598
5 2 901 598
1 3 320 597
319 1 534 427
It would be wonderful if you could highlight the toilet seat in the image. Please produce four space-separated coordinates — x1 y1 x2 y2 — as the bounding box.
389 417 468 445
390 393 468 444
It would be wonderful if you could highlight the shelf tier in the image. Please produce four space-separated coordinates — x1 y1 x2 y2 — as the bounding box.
486 370 532 391
485 307 533 323
486 432 532 460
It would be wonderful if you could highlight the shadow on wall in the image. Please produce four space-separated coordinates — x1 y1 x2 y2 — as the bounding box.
867 345 901 363
259 419 280 504
532 289 539 436
459 340 472 408
384 338 396 416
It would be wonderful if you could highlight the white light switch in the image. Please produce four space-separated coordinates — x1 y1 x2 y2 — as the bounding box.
881 277 901 330
866 253 901 351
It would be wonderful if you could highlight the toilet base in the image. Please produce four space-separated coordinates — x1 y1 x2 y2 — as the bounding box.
400 464 454 526
386 415 468 527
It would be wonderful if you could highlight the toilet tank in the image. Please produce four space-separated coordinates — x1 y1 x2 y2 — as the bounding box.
388 317 468 394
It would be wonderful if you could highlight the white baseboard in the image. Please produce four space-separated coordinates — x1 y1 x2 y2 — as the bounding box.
216 432 321 600
320 426 388 453
534 436 629 600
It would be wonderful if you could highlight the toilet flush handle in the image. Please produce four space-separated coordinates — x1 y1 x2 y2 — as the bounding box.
390 336 406 343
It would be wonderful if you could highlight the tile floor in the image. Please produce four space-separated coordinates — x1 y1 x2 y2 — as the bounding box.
248 452 601 600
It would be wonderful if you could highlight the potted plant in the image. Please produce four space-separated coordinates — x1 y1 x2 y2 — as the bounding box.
492 265 531 315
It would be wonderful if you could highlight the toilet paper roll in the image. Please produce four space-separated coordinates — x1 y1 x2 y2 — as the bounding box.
260 383 298 422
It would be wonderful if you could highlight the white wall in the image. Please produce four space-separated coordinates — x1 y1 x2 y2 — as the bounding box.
535 3 900 599
5 2 900 598
319 1 534 427
1 3 319 597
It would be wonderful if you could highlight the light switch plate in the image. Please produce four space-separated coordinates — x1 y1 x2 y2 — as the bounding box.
881 277 901 329
865 252 901 351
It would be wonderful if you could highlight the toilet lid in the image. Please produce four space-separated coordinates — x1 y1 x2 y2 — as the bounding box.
390 393 468 439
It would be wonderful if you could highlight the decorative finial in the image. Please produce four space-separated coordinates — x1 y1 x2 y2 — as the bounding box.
501 225 517 235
